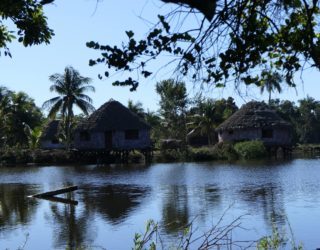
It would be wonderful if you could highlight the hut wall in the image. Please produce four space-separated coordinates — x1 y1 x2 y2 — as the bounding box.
113 129 151 149
73 132 105 149
40 140 65 149
74 129 152 150
218 127 291 145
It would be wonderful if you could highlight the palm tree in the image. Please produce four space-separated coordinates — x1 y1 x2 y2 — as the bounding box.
42 66 95 147
260 71 283 104
188 99 217 145
127 99 145 118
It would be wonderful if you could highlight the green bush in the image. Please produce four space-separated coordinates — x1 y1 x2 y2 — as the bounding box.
212 142 239 161
234 140 267 159
128 151 144 163
0 148 33 165
156 150 184 162
189 146 218 161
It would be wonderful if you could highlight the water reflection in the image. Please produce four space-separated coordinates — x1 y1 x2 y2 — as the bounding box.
81 184 150 224
161 185 189 233
47 192 93 249
239 185 286 227
0 160 319 249
0 184 39 229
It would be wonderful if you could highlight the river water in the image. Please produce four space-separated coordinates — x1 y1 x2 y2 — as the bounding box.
0 159 319 249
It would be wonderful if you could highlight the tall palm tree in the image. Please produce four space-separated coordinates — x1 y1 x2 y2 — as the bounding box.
260 71 283 104
42 66 95 147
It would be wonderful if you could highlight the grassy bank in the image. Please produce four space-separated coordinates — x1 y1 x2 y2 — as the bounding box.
0 148 148 166
4 141 317 166
155 140 268 163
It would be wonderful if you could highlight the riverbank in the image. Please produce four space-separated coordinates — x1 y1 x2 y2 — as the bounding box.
1 141 314 166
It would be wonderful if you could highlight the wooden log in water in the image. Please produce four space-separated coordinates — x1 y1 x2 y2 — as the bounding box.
32 185 78 198
38 196 79 205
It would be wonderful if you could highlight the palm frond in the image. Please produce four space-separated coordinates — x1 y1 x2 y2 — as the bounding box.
75 99 95 115
50 84 68 95
49 74 65 86
42 96 61 109
76 94 93 104
48 99 63 118
77 85 95 93
78 76 92 85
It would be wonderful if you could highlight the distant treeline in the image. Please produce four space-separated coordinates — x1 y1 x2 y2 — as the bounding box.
0 79 320 152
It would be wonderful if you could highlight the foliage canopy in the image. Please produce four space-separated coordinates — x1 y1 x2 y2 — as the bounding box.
87 0 320 91
0 0 54 57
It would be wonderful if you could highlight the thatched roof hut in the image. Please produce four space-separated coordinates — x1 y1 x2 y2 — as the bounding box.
76 99 150 132
216 101 292 146
40 120 65 149
74 99 151 150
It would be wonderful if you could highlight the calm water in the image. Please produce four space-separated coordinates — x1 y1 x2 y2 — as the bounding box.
0 159 320 249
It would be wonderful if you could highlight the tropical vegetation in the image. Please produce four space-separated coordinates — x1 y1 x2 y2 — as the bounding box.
0 87 43 149
42 66 95 148
0 0 54 57
1 75 320 163
87 0 320 96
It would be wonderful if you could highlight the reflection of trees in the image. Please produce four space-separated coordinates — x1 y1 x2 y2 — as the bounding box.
187 185 222 223
0 184 39 229
162 185 189 234
204 185 221 208
161 185 222 234
81 185 150 224
239 185 286 227
48 192 93 249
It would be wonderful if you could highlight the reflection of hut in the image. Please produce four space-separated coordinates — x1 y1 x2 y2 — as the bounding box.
216 101 292 146
40 120 65 149
74 99 152 151
82 185 150 224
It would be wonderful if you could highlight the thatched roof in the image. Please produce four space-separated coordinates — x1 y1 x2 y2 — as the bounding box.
216 101 291 131
40 119 61 140
76 99 150 132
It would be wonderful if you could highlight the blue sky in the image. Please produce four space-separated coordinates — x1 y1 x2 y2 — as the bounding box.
1 0 319 114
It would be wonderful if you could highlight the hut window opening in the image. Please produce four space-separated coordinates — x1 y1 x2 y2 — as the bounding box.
51 138 59 144
125 129 139 140
262 129 273 138
80 131 91 141
228 129 234 135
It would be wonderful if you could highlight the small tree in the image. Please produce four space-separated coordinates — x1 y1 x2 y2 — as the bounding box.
1 91 43 148
156 79 189 142
260 71 283 104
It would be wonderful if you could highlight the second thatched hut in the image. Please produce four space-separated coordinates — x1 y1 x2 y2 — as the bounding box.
40 120 65 149
216 101 292 146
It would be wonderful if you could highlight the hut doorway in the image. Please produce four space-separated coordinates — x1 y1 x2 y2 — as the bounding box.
105 131 113 149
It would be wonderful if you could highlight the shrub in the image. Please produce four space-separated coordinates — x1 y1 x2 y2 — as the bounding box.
234 140 267 160
154 148 188 162
212 142 239 161
0 148 33 165
189 146 218 161
128 151 144 163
